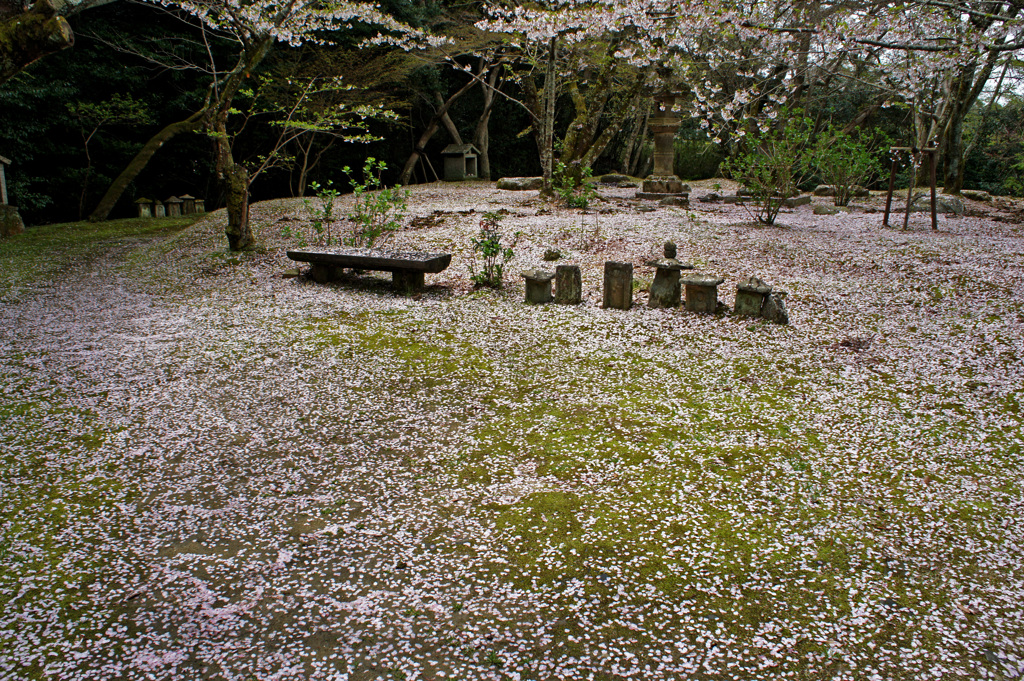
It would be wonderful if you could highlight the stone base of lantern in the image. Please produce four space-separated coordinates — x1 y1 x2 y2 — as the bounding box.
636 176 690 201
0 205 24 238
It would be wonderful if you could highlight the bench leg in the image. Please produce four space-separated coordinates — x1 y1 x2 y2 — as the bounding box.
309 263 332 283
393 270 424 294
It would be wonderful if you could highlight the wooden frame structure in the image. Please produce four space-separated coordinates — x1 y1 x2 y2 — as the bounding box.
0 155 9 206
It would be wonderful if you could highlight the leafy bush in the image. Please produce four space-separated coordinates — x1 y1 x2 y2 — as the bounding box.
811 126 886 206
282 180 341 247
722 116 815 225
553 160 598 209
470 211 519 288
674 140 725 180
342 157 408 248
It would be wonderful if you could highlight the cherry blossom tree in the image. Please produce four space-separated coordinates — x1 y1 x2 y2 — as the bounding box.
89 0 421 250
481 0 1024 191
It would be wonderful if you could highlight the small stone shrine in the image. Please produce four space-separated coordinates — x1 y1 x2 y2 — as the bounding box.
603 261 633 310
554 264 582 305
521 269 555 304
646 242 694 308
165 196 184 217
442 144 480 181
680 272 725 313
735 276 772 316
154 200 165 218
180 194 197 214
135 198 153 218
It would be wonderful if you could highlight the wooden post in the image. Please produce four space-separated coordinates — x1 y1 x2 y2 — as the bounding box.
883 156 897 228
0 155 9 205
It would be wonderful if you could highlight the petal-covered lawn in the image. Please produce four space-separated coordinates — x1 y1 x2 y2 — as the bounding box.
1 182 1022 680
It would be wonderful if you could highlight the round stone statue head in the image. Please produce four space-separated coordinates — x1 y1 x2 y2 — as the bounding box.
664 242 677 259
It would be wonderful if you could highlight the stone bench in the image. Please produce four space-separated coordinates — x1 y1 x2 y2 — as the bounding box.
287 248 452 293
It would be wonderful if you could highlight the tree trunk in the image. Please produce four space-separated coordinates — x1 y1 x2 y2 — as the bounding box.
225 163 252 250
473 64 500 181
0 6 73 85
89 110 205 222
398 74 479 185
540 37 557 195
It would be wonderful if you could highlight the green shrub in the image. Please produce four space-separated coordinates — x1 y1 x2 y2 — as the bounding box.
343 157 408 248
722 116 815 225
554 160 598 209
470 211 519 288
811 126 886 206
284 180 341 247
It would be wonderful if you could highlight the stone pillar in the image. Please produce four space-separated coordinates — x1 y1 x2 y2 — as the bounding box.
165 196 183 217
180 194 196 214
153 201 166 218
554 264 582 305
521 269 555 304
603 261 633 310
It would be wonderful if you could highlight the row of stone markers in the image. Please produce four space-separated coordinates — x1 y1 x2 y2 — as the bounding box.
134 195 206 218
520 242 789 324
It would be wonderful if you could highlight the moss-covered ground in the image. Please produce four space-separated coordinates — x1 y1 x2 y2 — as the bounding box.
1 186 1023 680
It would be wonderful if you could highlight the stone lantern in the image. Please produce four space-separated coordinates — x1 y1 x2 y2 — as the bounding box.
638 94 688 201
646 242 694 308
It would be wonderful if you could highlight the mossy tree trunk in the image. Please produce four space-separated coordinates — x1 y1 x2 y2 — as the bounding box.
224 163 251 250
0 3 73 85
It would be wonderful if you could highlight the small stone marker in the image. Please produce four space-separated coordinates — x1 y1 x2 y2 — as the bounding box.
154 200 166 218
522 269 555 304
603 261 633 310
165 196 183 217
195 198 206 213
680 273 725 313
180 194 197 214
646 242 694 309
783 195 812 208
762 292 789 325
735 276 772 316
554 264 582 305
